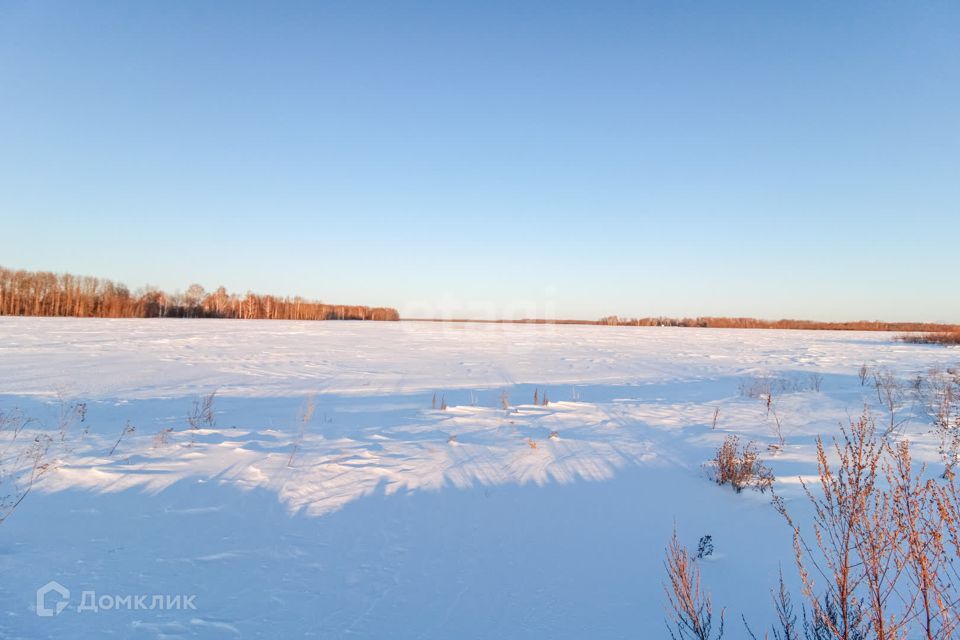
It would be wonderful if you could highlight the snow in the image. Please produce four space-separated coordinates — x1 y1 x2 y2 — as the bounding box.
0 317 956 638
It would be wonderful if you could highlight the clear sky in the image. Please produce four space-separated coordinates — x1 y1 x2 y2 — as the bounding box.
1 1 957 321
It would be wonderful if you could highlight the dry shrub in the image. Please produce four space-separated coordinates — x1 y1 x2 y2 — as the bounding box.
0 408 56 525
775 411 960 640
187 391 217 430
668 410 960 640
808 373 824 393
709 435 774 493
915 367 960 467
287 396 316 468
55 391 87 442
897 332 960 346
185 390 217 448
663 529 724 640
153 427 174 448
872 368 905 435
741 375 821 399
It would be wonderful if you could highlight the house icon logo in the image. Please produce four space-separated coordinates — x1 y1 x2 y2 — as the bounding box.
36 580 70 617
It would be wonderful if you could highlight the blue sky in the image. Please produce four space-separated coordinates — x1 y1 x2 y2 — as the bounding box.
1 1 957 321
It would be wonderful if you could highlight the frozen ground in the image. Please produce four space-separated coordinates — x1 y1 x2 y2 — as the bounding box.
0 318 957 638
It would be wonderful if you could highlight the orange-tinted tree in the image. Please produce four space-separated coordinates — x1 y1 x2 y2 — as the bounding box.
0 266 399 321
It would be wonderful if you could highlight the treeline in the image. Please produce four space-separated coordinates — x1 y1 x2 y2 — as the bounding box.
597 315 960 332
0 267 399 321
414 315 960 333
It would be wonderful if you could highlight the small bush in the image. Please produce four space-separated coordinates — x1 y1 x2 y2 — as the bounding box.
708 435 774 493
696 535 714 559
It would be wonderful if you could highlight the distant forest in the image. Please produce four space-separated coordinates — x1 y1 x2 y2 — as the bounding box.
0 267 400 321
595 315 960 332
412 316 960 333
3 266 956 332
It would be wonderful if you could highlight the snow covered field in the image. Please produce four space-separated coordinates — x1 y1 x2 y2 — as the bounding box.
0 318 957 639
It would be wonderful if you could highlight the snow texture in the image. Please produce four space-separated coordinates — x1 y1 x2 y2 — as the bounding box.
0 318 956 638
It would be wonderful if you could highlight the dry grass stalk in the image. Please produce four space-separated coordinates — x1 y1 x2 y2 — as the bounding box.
109 421 136 456
663 529 724 640
288 396 316 468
